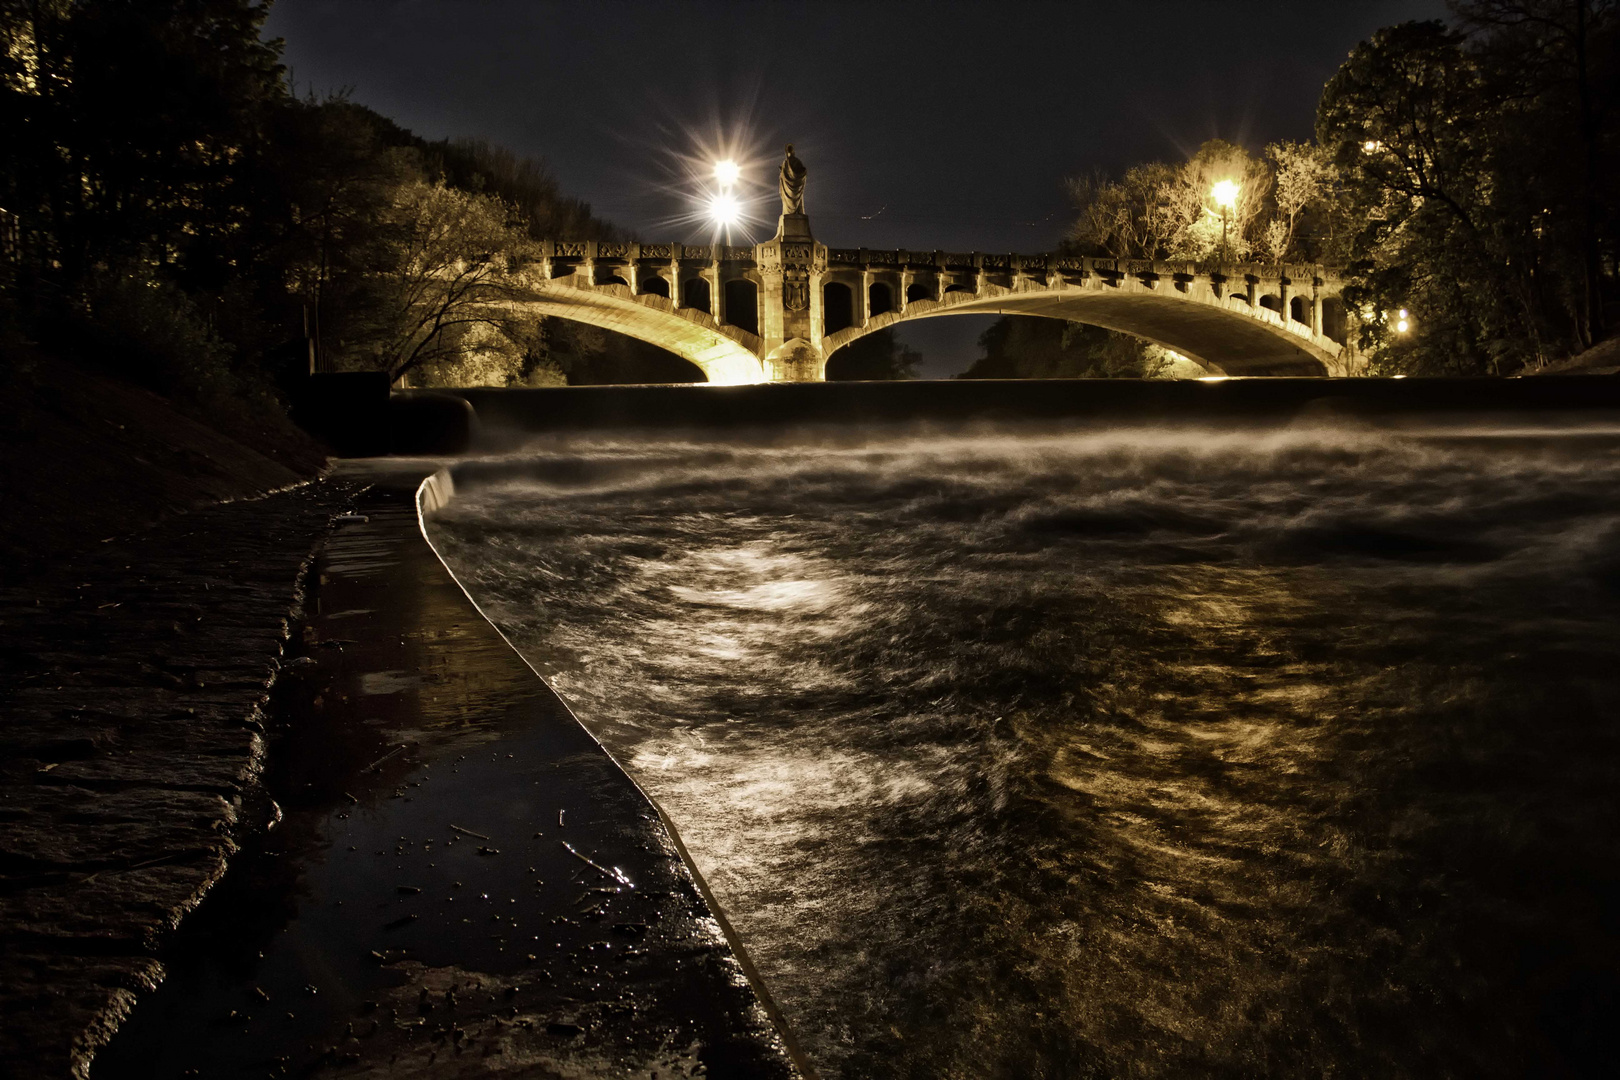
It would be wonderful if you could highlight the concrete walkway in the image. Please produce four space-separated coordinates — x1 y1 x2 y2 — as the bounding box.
2 463 803 1078
0 477 359 1078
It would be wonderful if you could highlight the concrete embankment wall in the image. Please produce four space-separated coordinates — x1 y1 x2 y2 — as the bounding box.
415 465 811 1078
436 376 1620 438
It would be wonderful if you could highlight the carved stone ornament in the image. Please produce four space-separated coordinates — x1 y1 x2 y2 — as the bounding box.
782 243 813 266
784 280 810 311
556 241 587 257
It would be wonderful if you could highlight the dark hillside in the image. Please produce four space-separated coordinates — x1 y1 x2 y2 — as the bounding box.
0 343 327 585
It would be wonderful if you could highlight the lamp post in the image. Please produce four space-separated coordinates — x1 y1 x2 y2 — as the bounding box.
1211 179 1239 264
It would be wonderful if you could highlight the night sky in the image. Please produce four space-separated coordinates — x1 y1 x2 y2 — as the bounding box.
264 0 1451 376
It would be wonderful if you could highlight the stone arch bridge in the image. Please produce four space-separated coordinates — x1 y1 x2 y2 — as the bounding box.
501 221 1356 383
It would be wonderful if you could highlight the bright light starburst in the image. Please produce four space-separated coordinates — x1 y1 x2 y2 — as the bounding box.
709 192 741 227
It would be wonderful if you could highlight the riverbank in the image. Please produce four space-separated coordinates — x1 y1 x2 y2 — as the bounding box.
0 401 801 1076
0 345 329 585
89 462 802 1079
0 476 361 1077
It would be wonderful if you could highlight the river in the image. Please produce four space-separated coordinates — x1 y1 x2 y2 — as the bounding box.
425 418 1620 1079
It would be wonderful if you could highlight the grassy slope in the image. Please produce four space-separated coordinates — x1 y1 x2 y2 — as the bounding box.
0 345 330 584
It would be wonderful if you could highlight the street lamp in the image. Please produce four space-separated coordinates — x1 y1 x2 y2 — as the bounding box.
714 159 741 187
1211 179 1239 264
709 192 740 228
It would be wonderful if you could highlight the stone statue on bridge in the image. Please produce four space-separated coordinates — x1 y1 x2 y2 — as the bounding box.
779 144 807 215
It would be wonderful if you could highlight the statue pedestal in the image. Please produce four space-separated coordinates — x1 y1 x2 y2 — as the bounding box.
774 213 813 242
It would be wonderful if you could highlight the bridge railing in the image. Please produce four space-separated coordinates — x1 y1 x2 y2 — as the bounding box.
530 239 1340 289
821 249 1338 285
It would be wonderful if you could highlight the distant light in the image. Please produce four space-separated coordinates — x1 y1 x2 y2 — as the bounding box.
709 192 741 226
1396 319 1410 333
1391 374 1407 379
1398 308 1408 318
1197 375 1231 382
714 159 741 187
1363 140 1384 153
1211 179 1240 209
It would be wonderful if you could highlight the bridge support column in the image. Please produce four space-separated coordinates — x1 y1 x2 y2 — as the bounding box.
708 263 725 325
1247 277 1259 308
897 270 910 314
1313 293 1324 337
858 268 872 327
1278 277 1291 326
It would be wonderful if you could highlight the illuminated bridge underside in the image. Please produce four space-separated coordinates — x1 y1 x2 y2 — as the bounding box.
515 237 1354 382
506 281 766 385
833 287 1339 377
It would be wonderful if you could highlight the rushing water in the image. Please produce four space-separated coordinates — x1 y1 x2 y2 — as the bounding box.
426 420 1620 1079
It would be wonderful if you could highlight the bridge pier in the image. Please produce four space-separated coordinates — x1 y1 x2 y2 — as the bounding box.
707 261 725 326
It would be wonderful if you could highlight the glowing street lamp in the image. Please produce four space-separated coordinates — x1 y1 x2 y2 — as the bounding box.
713 159 741 187
1211 179 1239 263
709 192 741 228
1395 307 1411 334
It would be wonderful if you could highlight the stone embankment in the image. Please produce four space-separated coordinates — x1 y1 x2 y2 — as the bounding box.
1 462 804 1079
0 478 361 1078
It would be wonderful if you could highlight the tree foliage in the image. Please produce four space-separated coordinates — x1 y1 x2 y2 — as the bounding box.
1067 139 1328 265
1064 6 1617 375
1318 8 1618 373
0 0 685 397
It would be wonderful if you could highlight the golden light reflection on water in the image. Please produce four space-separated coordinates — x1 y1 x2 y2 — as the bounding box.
431 428 1620 1079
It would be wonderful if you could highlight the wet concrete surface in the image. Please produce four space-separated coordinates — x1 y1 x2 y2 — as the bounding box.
90 462 802 1079
0 477 362 1079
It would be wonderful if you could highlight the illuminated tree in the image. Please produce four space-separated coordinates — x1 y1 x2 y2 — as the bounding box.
1260 141 1337 264
1319 12 1617 373
326 181 534 382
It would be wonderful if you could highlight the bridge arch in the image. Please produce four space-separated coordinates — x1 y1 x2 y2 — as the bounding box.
822 285 1338 376
869 281 894 317
504 279 766 385
823 281 854 334
681 277 711 314
724 279 760 336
